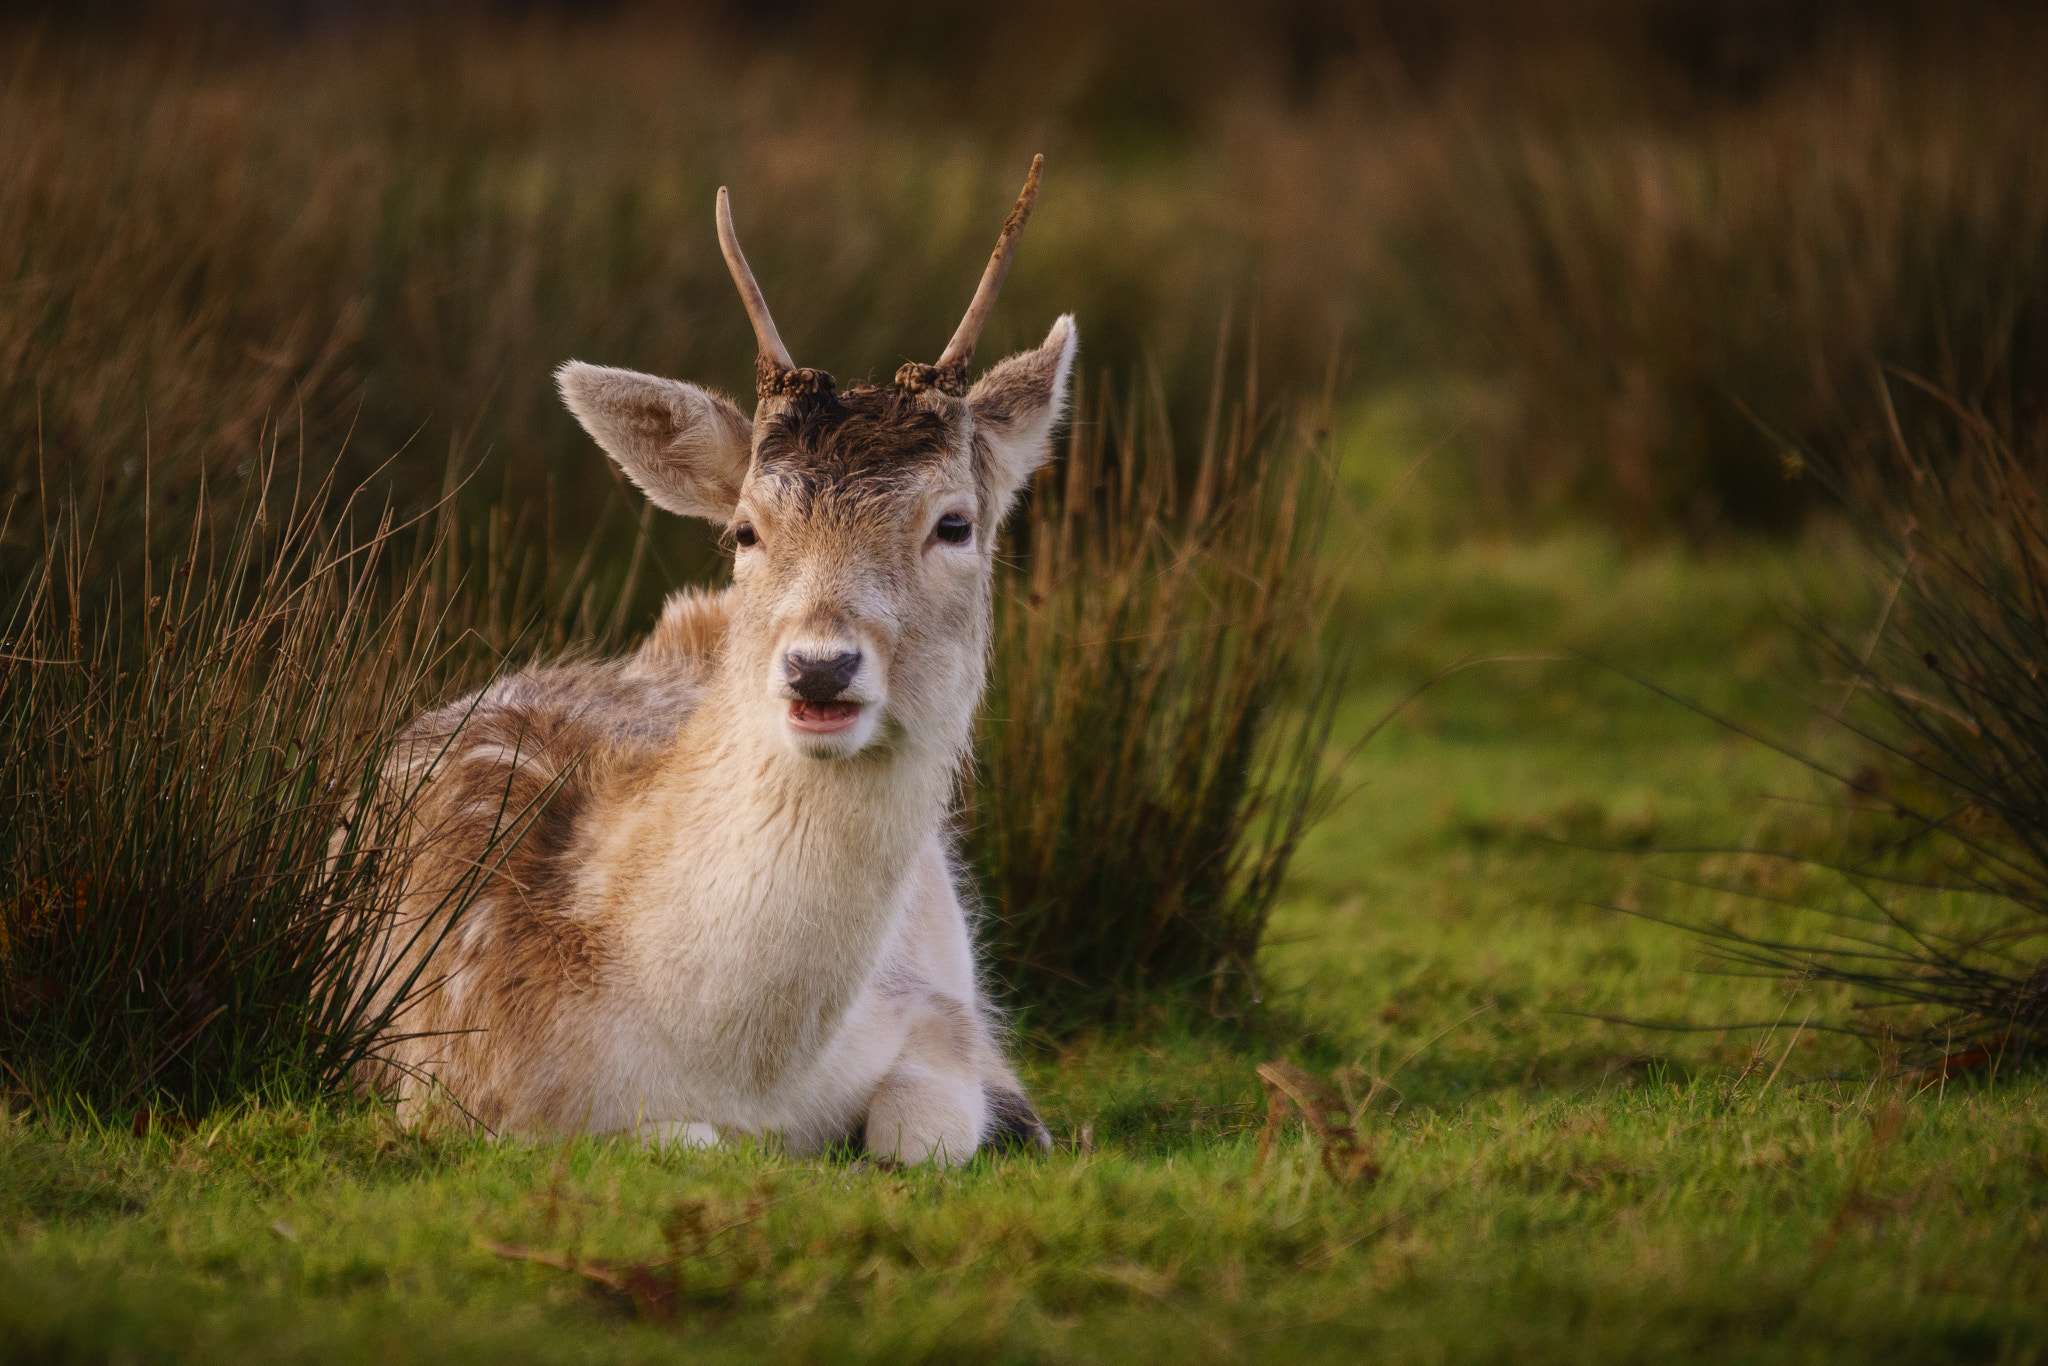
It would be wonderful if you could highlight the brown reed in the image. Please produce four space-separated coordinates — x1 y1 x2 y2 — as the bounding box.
968 359 1342 1022
0 448 522 1116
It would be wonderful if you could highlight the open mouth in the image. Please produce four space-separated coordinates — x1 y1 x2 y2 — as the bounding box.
787 699 861 734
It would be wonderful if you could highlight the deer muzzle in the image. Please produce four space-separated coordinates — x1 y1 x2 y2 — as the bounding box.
783 648 865 735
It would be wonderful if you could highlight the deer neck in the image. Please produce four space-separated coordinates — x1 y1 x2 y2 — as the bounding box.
612 664 969 1089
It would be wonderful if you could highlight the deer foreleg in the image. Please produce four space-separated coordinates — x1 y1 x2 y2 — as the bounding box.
863 1001 991 1166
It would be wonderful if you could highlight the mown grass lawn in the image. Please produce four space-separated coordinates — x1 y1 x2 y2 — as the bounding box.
6 459 2046 1363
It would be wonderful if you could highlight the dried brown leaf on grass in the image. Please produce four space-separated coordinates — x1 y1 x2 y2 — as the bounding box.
129 1110 197 1138
1254 1060 1381 1187
484 1239 685 1324
1910 1034 2015 1087
486 1198 762 1326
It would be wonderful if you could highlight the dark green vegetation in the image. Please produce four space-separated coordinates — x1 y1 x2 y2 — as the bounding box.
5 3 2048 1360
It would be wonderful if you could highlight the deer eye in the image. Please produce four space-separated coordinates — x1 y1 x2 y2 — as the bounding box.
733 523 759 549
933 513 972 546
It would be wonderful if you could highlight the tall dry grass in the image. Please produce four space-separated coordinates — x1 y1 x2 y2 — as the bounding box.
972 361 1341 1021
1669 384 2048 1066
3 4 2042 569
1340 48 2048 535
0 457 485 1115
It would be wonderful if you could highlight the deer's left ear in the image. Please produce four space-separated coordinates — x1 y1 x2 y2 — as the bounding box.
968 314 1077 517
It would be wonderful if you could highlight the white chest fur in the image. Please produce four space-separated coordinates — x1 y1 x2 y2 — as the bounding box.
588 728 954 1137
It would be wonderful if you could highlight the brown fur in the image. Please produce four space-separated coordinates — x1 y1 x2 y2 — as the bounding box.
361 624 719 1131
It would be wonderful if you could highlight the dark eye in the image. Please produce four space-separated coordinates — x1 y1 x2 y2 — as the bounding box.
733 523 758 549
934 513 972 545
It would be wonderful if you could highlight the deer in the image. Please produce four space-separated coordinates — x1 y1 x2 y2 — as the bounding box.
353 158 1072 1165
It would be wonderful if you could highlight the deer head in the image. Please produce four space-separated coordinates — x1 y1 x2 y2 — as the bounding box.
557 158 1076 762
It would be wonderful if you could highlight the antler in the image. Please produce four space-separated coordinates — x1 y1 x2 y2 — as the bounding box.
716 186 797 378
934 154 1044 375
718 164 1042 402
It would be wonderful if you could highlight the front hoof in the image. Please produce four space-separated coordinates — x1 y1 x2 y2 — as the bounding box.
984 1088 1053 1154
863 1085 981 1167
636 1120 725 1151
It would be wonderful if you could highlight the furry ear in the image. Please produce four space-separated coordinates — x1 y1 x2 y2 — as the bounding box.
556 362 752 523
967 314 1078 516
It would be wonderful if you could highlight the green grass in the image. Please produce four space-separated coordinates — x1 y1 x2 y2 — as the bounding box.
4 1065 2044 1362
5 432 2045 1362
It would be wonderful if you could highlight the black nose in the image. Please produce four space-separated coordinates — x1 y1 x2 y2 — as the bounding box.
784 649 862 703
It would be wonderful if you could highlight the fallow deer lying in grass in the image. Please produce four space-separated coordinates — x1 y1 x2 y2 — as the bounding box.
360 159 1070 1164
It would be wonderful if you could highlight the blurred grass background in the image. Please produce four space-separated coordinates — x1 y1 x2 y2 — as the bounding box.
5 0 2044 582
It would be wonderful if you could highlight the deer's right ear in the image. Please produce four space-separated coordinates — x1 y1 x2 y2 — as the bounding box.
968 314 1079 517
556 362 752 523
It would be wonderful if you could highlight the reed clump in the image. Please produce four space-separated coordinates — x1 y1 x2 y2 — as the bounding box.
1678 384 2048 1066
0 460 498 1116
970 365 1341 1023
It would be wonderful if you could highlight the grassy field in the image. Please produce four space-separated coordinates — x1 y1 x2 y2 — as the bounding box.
5 421 2042 1364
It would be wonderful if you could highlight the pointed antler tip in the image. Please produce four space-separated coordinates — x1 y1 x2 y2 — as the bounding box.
933 156 1048 373
714 184 795 375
